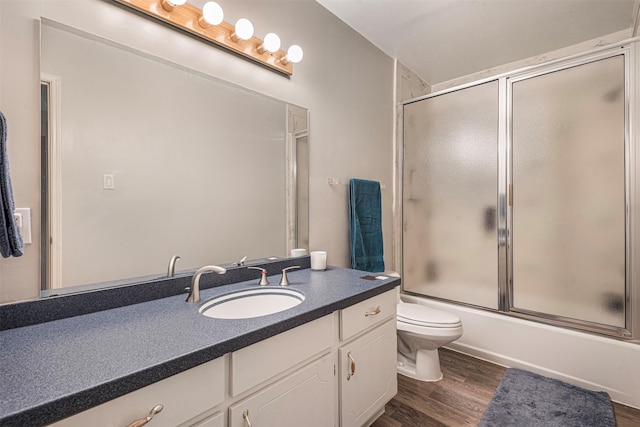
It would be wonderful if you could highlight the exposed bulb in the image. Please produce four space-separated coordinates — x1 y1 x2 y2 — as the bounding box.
199 2 224 27
262 33 281 53
256 33 281 54
161 0 186 12
231 18 254 42
283 44 303 64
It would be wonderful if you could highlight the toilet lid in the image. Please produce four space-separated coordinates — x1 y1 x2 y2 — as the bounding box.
397 303 462 328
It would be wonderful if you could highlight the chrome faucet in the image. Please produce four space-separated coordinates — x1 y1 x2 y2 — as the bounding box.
187 265 227 303
167 255 181 278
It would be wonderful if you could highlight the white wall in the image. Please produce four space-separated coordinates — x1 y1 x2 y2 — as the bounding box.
0 0 394 302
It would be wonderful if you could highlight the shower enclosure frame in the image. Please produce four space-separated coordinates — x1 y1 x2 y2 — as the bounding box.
395 41 639 341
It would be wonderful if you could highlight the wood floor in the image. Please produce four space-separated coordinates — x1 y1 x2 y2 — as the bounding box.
370 348 640 427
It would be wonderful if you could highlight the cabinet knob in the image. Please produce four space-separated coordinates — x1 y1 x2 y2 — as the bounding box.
243 409 253 427
365 306 381 317
126 404 163 427
347 351 356 380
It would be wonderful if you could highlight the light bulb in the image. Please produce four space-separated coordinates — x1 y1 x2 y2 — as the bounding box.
262 33 281 53
285 45 303 64
199 2 224 27
232 18 254 42
160 0 186 11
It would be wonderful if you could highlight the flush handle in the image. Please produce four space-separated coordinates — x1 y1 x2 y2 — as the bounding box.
347 351 356 380
365 306 381 317
126 404 163 427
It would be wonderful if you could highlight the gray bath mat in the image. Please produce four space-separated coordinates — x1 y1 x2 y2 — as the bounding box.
479 368 615 427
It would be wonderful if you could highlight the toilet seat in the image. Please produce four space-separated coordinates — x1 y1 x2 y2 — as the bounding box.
397 303 462 328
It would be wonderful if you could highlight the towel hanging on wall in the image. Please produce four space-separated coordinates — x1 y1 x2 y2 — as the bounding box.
349 178 384 272
0 111 24 258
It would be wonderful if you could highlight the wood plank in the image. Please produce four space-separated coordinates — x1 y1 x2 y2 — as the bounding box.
371 348 640 427
613 402 640 427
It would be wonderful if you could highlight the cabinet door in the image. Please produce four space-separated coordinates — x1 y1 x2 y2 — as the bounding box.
229 353 334 427
339 319 397 427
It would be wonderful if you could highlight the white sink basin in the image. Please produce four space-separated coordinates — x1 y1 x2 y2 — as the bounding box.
200 288 305 319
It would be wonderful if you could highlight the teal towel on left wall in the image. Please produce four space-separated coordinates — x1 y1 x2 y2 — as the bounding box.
349 178 384 272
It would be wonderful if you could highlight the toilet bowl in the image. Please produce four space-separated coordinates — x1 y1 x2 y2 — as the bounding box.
396 301 463 382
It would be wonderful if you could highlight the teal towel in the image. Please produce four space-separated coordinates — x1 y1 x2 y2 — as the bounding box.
349 178 384 272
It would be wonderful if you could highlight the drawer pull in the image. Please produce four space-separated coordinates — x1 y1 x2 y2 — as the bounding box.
365 306 381 317
347 351 356 380
243 409 253 427
126 404 163 427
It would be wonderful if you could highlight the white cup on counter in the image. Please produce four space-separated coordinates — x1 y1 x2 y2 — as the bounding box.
291 248 307 257
310 251 327 270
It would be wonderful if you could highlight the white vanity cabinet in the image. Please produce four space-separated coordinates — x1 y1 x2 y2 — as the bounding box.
45 289 398 427
338 290 398 427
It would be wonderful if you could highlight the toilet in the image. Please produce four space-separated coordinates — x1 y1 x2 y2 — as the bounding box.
396 301 463 382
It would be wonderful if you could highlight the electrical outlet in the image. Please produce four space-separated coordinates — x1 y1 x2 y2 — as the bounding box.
14 208 32 244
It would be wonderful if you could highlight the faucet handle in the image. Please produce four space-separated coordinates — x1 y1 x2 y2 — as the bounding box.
248 267 269 286
279 266 300 286
235 256 248 266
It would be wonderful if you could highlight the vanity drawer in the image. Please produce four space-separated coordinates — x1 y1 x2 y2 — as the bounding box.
49 356 225 427
230 314 333 397
340 289 396 341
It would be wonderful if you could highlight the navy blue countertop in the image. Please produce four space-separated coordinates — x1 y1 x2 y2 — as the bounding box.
0 267 399 426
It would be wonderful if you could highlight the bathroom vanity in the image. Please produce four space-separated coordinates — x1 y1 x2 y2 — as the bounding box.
0 266 399 427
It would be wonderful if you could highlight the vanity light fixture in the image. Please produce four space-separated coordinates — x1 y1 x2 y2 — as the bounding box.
113 0 303 75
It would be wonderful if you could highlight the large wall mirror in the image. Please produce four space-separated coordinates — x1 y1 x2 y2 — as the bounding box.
40 20 309 293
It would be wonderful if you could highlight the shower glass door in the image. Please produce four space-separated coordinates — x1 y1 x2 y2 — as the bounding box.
509 55 627 330
403 81 499 309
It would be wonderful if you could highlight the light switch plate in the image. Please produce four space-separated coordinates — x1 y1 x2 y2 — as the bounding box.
103 174 115 190
14 208 32 244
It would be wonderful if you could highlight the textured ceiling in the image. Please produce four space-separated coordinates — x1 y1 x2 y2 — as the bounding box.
316 0 639 86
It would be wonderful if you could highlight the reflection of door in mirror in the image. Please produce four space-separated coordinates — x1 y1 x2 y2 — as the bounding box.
40 74 62 290
40 21 309 292
286 105 310 254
